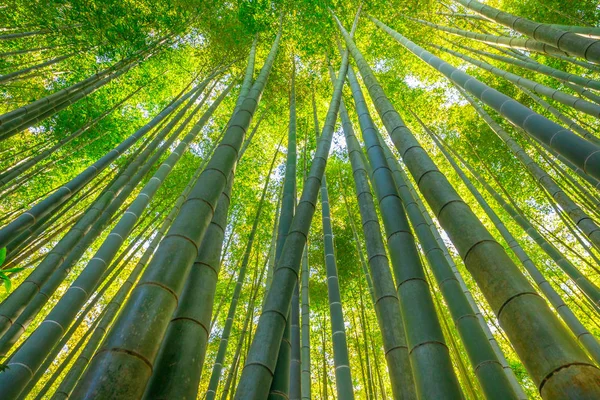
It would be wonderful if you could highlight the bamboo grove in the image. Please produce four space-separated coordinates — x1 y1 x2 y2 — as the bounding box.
1 0 600 398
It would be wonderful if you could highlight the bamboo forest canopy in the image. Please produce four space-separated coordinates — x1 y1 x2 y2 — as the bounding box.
1 0 600 398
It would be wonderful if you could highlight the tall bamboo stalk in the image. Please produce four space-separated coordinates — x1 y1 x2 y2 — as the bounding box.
435 44 600 119
339 58 462 398
452 0 600 64
452 85 600 275
0 76 217 359
203 135 283 400
337 68 416 399
0 77 236 399
339 15 600 398
234 27 349 398
50 131 223 400
268 59 298 400
70 25 281 399
371 17 600 183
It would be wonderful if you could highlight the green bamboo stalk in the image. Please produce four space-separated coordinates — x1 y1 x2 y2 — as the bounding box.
299 94 321 400
408 16 568 58
341 16 600 398
316 73 354 397
321 315 329 400
300 94 315 400
202 136 283 400
26 218 158 399
0 48 156 140
0 84 147 187
367 101 521 397
452 85 600 267
0 37 168 130
144 174 234 400
220 252 266 400
456 42 600 93
434 44 600 119
559 79 600 105
269 59 297 400
266 187 283 292
0 72 207 250
339 57 462 397
356 289 375 400
378 134 528 398
530 141 600 216
233 29 349 398
0 77 235 398
70 25 281 399
342 196 375 304
453 0 600 64
349 307 370 400
143 40 260 399
372 15 600 197
0 50 77 84
515 84 600 148
422 115 600 365
4 172 109 259
337 68 416 399
0 75 216 358
50 132 223 400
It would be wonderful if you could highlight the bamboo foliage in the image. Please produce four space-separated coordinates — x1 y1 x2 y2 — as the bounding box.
1 2 600 399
